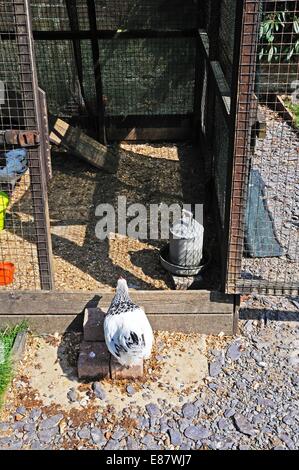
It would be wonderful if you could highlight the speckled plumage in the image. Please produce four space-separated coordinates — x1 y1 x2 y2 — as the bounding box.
106 298 139 316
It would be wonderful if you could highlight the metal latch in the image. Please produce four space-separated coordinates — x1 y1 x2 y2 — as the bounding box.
0 130 40 147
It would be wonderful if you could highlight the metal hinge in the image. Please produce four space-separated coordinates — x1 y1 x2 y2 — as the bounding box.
0 129 40 147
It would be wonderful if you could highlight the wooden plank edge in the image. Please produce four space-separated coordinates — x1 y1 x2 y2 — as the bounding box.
265 93 299 135
275 95 296 123
0 290 235 303
0 313 234 336
107 127 192 142
0 291 234 315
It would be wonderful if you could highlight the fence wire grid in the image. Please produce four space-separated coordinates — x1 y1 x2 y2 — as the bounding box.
0 0 54 291
226 0 299 295
0 0 298 295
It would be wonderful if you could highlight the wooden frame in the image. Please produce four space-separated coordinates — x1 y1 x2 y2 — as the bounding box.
0 290 239 335
224 0 261 294
13 0 55 290
0 1 248 336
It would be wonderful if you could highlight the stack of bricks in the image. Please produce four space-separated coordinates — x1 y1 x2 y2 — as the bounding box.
78 308 143 380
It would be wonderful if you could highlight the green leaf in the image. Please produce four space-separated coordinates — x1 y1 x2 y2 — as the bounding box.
263 21 271 35
268 46 274 62
286 48 294 61
294 20 299 34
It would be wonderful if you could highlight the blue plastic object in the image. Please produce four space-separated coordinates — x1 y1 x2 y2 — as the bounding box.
0 148 28 183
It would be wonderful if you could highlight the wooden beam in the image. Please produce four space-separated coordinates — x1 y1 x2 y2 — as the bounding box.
13 0 55 290
107 114 192 128
86 0 107 144
198 30 231 124
0 290 236 335
223 0 262 293
49 116 119 172
0 313 234 335
29 30 198 40
210 61 231 115
107 126 192 142
0 290 234 315
106 114 192 142
38 88 52 184
148 313 234 335
274 94 297 127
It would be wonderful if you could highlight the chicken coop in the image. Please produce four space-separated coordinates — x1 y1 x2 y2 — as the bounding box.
0 0 298 334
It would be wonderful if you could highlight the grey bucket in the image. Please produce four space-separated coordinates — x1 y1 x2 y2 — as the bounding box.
169 210 204 267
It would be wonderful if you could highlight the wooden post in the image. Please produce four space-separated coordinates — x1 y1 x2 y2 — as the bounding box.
192 0 206 142
223 0 261 294
13 0 54 290
86 0 107 144
205 0 221 147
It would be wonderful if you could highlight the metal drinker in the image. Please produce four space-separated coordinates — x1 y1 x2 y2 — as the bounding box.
169 209 204 267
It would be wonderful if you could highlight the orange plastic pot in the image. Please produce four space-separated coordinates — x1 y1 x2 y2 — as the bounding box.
0 262 15 285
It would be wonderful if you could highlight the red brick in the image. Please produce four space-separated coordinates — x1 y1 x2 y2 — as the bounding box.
78 341 110 380
110 355 143 379
83 307 105 342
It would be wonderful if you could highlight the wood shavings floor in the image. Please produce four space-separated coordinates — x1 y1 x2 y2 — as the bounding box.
1 142 211 291
49 142 207 291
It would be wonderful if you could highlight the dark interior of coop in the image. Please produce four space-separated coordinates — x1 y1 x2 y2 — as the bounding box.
1 0 239 292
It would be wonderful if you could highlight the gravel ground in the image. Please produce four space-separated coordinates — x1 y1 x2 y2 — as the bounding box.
242 106 299 284
0 295 298 451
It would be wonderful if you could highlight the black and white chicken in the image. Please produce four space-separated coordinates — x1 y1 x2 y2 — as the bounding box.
104 277 154 367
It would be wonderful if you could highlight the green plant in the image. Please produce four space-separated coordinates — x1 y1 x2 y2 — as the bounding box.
259 9 299 62
0 322 27 407
284 97 299 127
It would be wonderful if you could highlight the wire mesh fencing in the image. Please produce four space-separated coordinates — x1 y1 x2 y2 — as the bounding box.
0 0 54 291
27 0 198 137
227 0 299 295
1 0 297 296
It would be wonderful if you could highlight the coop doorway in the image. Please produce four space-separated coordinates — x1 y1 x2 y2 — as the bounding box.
0 0 240 294
48 141 217 291
27 1 228 293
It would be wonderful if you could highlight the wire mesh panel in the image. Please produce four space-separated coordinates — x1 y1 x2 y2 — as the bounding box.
196 23 232 227
0 0 54 290
219 0 237 86
25 0 198 139
225 0 299 295
34 39 96 117
99 37 195 117
31 0 71 31
77 0 198 31
213 96 231 228
30 0 198 32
